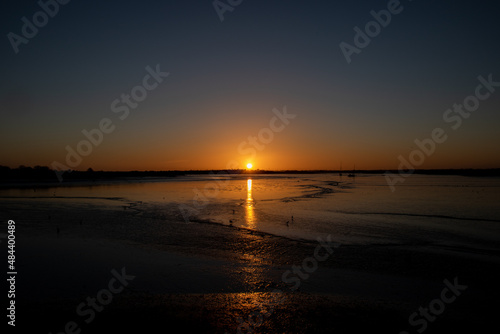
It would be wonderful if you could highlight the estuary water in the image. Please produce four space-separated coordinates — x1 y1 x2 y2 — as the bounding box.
2 173 499 252
3 173 500 334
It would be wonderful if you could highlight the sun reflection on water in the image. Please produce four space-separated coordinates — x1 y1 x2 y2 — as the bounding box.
245 178 256 228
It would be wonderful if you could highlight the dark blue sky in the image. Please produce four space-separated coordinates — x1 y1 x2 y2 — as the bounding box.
1 0 499 170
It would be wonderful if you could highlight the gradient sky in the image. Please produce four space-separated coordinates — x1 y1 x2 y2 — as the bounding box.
1 0 499 171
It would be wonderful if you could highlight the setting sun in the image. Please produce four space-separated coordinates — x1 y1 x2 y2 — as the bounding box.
246 163 253 169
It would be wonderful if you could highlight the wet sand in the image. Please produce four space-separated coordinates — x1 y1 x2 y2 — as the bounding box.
3 195 500 333
17 236 499 333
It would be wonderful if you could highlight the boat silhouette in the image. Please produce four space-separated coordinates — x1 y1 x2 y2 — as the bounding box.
348 164 355 177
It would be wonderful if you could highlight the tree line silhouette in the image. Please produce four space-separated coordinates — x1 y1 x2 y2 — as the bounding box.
0 165 498 184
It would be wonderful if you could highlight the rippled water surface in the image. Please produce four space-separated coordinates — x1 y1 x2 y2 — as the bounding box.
2 174 500 248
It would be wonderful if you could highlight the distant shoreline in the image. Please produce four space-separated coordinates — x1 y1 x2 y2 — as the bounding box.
1 167 499 189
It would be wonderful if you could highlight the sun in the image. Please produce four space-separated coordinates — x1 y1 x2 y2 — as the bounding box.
246 163 253 169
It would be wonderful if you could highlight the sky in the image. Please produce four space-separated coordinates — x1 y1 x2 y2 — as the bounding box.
1 0 499 171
